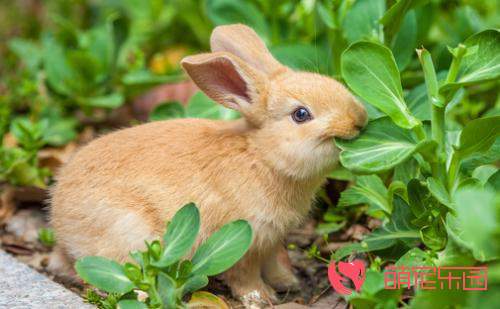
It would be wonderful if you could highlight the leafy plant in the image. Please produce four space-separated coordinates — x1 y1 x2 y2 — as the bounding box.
149 92 239 121
76 203 253 308
332 28 500 305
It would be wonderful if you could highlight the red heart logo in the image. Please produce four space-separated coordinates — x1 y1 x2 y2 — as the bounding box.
328 260 366 295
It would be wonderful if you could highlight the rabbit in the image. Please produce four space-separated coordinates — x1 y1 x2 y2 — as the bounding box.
50 24 367 307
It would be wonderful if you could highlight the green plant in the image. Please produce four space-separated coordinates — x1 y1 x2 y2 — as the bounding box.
75 203 253 308
331 28 499 306
149 92 239 122
38 227 56 247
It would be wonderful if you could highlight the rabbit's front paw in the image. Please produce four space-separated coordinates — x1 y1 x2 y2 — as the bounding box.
233 282 277 308
239 287 277 309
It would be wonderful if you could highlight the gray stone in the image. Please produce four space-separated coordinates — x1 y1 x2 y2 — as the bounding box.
0 250 93 309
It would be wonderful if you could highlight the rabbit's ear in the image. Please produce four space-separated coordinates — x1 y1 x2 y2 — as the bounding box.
210 24 285 76
181 52 268 120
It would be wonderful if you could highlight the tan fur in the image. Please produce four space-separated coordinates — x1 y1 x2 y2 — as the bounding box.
50 24 366 306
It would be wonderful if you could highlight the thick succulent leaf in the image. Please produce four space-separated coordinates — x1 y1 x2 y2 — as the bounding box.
442 29 500 89
192 220 252 276
334 196 419 259
338 175 391 214
152 203 200 267
337 118 431 173
342 42 419 129
75 256 134 293
455 116 500 159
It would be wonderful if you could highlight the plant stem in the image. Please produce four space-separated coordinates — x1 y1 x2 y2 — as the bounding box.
413 124 426 141
445 44 467 84
417 48 447 179
431 105 445 151
447 153 460 191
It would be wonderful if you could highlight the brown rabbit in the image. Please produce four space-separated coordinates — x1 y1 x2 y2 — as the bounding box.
50 24 367 306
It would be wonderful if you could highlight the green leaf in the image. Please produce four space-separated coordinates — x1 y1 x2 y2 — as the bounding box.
82 20 116 73
436 238 475 267
393 157 419 185
394 247 433 284
442 29 500 89
395 247 432 268
342 42 419 129
181 275 209 297
271 44 330 74
122 70 183 86
391 10 417 70
157 273 178 308
205 0 269 41
381 0 428 42
427 177 453 208
342 0 385 44
461 138 500 174
117 300 148 309
149 102 186 121
8 39 42 73
42 36 79 96
334 196 419 259
487 169 500 191
338 175 391 214
75 256 134 293
40 108 78 146
472 165 498 185
316 2 335 29
411 289 467 309
192 220 252 276
337 117 431 173
420 219 447 251
449 187 499 261
152 203 200 267
347 269 402 308
10 118 47 151
455 116 500 159
0 147 47 187
186 92 239 120
405 82 431 121
78 93 125 109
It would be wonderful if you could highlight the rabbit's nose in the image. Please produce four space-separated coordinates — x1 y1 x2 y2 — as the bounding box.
353 103 368 130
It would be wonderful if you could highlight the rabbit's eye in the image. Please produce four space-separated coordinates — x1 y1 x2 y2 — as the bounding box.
292 107 312 123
